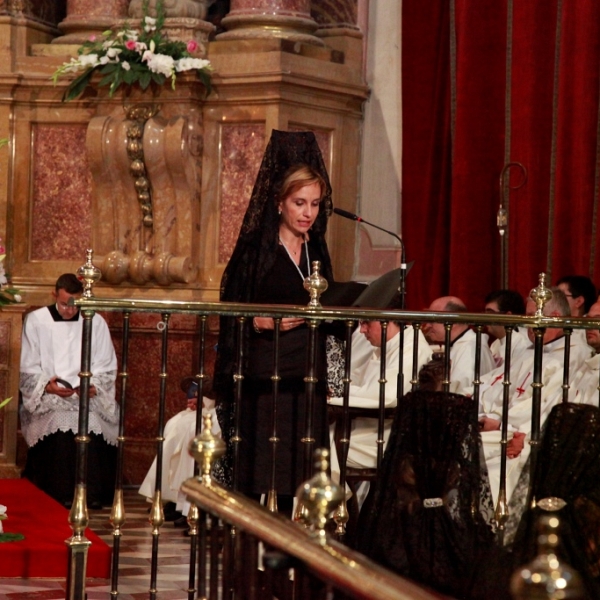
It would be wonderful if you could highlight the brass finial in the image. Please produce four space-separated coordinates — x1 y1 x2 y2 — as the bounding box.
188 413 226 486
77 249 101 299
68 483 89 539
511 515 585 599
294 448 344 545
303 260 328 308
494 488 509 532
529 272 553 318
333 498 349 537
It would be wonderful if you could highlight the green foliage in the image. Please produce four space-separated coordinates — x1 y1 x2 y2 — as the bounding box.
52 0 212 102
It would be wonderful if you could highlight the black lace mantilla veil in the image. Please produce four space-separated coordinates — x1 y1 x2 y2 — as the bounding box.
355 391 502 599
213 130 334 487
507 402 600 598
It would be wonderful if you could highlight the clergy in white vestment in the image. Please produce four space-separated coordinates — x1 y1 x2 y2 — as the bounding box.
565 301 600 406
484 289 528 367
557 274 599 353
19 274 118 508
139 378 221 519
328 321 432 481
422 296 495 392
477 289 593 506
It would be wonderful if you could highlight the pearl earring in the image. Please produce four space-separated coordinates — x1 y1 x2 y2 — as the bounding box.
278 207 282 215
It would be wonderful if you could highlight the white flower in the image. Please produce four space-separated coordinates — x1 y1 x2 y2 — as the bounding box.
105 47 122 59
79 53 100 68
175 57 211 72
144 16 157 33
144 53 175 78
0 504 6 516
62 58 84 73
122 61 131 71
122 29 139 41
13 294 21 302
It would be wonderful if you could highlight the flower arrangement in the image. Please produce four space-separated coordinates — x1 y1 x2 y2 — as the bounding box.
52 0 212 102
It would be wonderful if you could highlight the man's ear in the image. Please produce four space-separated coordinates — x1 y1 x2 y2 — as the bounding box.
51 290 57 301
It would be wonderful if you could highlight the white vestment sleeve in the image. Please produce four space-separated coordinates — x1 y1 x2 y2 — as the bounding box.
20 312 51 415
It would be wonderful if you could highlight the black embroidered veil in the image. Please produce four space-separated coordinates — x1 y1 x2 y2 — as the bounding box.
507 402 600 598
355 391 498 599
213 130 334 485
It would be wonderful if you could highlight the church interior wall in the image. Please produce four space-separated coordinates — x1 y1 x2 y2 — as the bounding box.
0 0 372 481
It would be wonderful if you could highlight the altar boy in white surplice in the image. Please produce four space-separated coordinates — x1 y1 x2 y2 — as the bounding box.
20 273 118 509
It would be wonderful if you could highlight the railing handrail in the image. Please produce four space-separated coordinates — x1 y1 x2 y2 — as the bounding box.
181 478 447 600
74 296 600 330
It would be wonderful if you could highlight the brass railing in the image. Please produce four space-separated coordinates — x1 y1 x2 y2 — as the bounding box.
64 262 600 599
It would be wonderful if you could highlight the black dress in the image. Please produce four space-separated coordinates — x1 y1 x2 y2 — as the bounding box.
214 130 335 495
237 241 328 497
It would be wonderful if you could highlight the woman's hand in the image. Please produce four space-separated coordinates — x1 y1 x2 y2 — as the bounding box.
253 317 305 332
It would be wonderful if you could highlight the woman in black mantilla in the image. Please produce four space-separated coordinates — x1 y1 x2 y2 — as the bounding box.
215 130 334 509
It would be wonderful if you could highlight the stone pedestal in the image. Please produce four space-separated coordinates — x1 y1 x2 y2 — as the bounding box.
218 0 324 46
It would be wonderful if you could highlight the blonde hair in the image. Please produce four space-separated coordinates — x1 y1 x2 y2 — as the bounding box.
276 164 326 204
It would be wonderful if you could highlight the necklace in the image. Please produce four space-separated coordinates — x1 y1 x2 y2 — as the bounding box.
279 236 310 281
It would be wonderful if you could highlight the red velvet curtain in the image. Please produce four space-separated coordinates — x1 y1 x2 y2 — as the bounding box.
402 1 600 311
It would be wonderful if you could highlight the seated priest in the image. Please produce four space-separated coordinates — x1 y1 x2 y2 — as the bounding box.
483 288 529 367
328 310 432 486
422 295 495 392
138 376 220 524
565 300 600 405
475 288 593 505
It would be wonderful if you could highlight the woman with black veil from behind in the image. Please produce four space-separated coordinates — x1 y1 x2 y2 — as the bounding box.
355 359 508 599
214 130 334 513
506 402 600 598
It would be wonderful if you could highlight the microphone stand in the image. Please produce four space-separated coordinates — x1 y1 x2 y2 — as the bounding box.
333 208 407 309
333 207 408 409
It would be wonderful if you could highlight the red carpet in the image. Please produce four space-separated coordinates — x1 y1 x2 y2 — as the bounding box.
0 479 111 578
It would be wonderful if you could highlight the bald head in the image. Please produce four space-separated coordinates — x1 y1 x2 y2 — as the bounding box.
428 296 467 313
423 296 469 344
586 301 600 352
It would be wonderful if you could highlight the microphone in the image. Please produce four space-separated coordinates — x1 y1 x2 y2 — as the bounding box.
332 207 408 309
332 207 360 221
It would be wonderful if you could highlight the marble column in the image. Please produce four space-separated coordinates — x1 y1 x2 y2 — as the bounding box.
52 0 129 45
129 0 215 54
218 0 324 46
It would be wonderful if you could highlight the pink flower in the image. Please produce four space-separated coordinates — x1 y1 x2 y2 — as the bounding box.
125 40 137 51
186 40 198 53
89 35 97 42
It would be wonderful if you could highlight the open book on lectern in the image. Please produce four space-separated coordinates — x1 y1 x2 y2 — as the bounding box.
320 263 414 309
